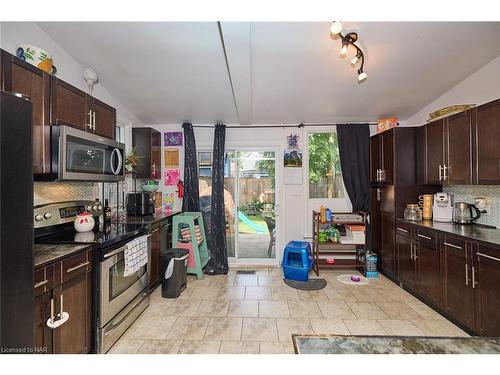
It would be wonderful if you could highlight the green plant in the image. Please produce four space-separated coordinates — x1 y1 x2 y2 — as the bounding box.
125 146 143 173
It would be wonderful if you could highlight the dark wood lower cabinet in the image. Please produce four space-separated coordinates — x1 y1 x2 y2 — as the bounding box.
417 239 441 306
473 243 500 336
380 212 395 276
150 224 161 288
396 234 416 290
34 249 92 354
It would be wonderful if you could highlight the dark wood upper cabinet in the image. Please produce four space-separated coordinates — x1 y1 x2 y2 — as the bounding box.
90 97 116 139
473 242 500 336
370 130 393 185
132 127 162 179
1 50 51 175
50 77 90 131
370 136 381 184
473 99 500 185
445 110 472 185
442 235 474 328
424 119 445 185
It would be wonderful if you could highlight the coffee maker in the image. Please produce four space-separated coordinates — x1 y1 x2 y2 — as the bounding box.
432 193 454 223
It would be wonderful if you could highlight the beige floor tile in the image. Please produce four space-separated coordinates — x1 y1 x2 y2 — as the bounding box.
297 289 329 302
196 300 230 317
241 318 278 341
136 339 182 354
288 300 323 318
271 286 300 301
376 301 424 320
259 300 290 318
186 275 212 287
347 301 389 319
217 286 245 300
141 299 171 316
254 269 269 277
235 275 258 286
167 316 210 340
107 339 144 354
267 268 284 277
350 287 385 302
204 317 243 341
309 318 350 335
245 286 272 300
276 318 314 342
209 275 235 287
317 301 356 319
343 319 386 335
129 316 177 339
190 285 222 299
219 341 259 354
258 276 284 286
177 340 221 354
164 299 202 317
405 301 445 320
411 319 469 337
259 341 295 354
323 287 357 302
377 319 425 336
227 300 259 317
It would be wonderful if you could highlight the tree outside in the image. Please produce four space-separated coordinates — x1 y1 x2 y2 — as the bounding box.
308 133 343 198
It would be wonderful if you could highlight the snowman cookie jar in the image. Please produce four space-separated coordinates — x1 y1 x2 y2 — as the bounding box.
74 212 95 232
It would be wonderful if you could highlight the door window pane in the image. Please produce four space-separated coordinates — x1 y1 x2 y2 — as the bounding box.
308 133 344 198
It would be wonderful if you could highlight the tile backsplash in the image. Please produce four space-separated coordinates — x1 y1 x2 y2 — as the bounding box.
443 185 500 228
34 182 99 206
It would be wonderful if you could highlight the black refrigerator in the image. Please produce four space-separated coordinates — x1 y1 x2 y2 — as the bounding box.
0 91 34 351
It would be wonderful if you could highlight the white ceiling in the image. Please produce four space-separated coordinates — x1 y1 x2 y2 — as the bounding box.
38 22 500 125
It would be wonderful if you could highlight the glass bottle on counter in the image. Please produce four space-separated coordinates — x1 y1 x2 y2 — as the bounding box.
104 199 112 224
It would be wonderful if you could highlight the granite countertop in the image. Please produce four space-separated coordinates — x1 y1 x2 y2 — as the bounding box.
123 210 181 225
34 243 91 268
397 218 500 247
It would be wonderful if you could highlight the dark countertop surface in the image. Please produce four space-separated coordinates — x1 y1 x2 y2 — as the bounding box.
123 210 181 225
397 218 500 247
34 243 91 268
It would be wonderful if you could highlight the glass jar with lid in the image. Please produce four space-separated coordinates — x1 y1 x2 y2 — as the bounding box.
404 204 422 221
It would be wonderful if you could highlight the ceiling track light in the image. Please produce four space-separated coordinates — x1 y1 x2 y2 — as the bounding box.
330 21 368 83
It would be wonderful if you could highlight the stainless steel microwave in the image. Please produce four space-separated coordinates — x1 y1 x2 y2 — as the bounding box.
51 125 125 182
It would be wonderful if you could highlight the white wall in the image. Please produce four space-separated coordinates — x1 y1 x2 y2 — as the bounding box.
0 22 142 125
406 55 500 125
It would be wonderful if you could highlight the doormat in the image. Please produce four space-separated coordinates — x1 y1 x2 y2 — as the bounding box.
236 270 256 275
283 278 327 291
336 274 369 285
292 334 500 354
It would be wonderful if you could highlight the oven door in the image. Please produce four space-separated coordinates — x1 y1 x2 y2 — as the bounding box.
58 125 124 182
100 236 151 326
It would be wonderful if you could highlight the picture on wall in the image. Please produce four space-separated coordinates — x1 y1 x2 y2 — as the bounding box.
164 148 180 168
164 132 183 146
284 149 303 167
164 169 180 186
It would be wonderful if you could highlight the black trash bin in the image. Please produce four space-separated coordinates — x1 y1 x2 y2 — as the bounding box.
159 248 189 298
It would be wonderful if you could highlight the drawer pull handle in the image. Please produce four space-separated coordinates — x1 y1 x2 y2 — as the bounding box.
417 234 432 240
34 280 48 289
443 242 462 250
477 252 500 263
397 228 408 233
465 264 469 286
66 261 90 273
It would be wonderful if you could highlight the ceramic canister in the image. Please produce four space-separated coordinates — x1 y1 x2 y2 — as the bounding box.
419 194 433 219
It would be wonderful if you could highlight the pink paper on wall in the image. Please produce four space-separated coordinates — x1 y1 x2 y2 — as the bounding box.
164 169 180 186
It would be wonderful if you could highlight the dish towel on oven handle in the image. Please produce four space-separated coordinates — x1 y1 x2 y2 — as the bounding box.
123 234 149 277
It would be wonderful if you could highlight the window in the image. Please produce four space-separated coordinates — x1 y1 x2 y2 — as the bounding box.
308 132 344 198
116 125 125 143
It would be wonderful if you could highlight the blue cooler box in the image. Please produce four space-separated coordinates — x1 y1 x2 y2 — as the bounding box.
282 241 313 281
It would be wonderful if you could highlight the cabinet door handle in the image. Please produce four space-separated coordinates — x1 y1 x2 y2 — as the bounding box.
465 264 469 286
443 242 462 250
50 298 55 325
66 261 90 273
92 111 96 130
417 234 432 240
397 227 408 233
34 279 48 289
443 164 448 181
472 265 477 288
87 110 93 130
477 252 500 263
413 244 418 260
438 165 442 181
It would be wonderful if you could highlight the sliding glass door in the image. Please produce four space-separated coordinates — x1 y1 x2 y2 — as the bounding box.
198 149 278 263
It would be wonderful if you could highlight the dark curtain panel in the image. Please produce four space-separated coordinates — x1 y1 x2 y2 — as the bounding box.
336 123 371 251
205 123 228 275
182 122 200 212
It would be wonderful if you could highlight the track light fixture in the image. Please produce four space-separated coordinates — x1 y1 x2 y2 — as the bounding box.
330 21 368 83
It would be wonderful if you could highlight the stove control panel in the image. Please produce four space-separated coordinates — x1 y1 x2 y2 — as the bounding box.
34 200 103 228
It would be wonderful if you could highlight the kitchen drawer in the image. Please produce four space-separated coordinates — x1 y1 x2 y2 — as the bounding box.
415 227 437 245
34 264 54 297
60 250 92 284
442 234 466 253
395 222 413 238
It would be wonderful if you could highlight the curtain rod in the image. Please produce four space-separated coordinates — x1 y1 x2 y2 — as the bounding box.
192 122 377 129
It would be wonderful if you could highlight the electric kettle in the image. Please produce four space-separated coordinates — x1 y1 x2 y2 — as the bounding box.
453 202 481 224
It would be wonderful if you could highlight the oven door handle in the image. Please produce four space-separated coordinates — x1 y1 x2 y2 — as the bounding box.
104 245 128 259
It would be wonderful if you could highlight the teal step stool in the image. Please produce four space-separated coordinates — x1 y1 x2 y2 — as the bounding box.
172 212 209 280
